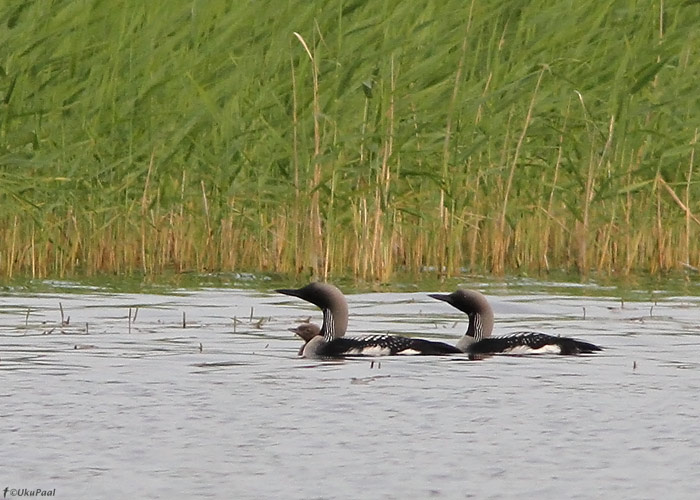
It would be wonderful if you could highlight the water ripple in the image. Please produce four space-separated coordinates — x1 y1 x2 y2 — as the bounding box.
1 289 699 499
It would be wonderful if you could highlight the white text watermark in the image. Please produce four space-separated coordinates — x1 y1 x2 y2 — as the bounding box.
3 488 56 498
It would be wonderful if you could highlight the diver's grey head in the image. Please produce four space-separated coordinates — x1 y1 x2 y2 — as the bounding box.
277 283 346 310
276 282 348 339
429 289 494 342
429 289 491 316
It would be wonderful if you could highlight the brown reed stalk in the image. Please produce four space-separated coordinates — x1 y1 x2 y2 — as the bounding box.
289 53 303 273
382 55 395 205
359 197 369 279
654 177 664 272
290 54 300 200
492 109 513 272
436 36 469 276
685 129 697 265
9 215 18 279
597 206 616 271
370 196 382 279
293 32 323 276
70 212 81 276
140 152 155 274
467 174 483 270
581 115 615 274
200 180 212 257
380 56 397 279
322 170 338 280
440 35 469 211
658 175 700 227
31 225 36 279
624 153 633 273
474 72 493 126
496 68 545 274
541 99 569 272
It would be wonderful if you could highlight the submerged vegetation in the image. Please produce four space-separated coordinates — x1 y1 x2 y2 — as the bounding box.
0 0 699 282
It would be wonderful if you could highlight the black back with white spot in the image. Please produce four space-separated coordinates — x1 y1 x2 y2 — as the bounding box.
319 335 461 357
468 332 603 355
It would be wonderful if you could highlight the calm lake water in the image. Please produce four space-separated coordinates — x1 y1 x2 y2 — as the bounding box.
1 281 699 499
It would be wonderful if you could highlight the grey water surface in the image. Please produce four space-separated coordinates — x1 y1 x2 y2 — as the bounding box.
1 284 699 499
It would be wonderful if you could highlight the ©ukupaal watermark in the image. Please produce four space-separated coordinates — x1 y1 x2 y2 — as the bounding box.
3 487 56 498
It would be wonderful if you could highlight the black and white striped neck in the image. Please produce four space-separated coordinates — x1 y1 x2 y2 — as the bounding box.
468 312 487 341
321 308 336 342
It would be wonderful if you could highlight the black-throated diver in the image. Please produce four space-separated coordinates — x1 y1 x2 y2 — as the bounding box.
277 283 461 358
429 289 602 357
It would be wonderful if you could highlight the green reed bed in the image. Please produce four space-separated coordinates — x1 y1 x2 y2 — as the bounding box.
1 0 698 281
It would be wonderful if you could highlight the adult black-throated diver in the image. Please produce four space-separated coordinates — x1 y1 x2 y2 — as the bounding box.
429 289 602 356
277 283 461 358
